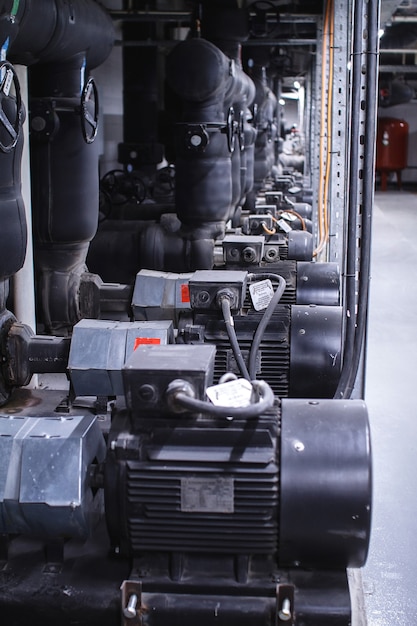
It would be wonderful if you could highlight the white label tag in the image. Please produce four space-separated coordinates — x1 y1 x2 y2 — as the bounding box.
280 211 297 222
249 279 274 311
3 69 13 96
206 378 253 408
277 218 292 233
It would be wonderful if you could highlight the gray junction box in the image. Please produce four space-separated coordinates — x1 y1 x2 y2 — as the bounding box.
0 414 106 539
68 319 174 397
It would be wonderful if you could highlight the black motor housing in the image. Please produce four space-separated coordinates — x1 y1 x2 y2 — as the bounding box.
105 393 371 625
181 304 343 398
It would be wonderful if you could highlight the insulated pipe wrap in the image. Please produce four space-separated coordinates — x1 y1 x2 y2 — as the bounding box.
250 68 277 188
201 6 255 213
6 0 114 69
224 65 255 110
29 53 88 98
0 99 26 279
30 97 99 244
166 38 232 104
2 0 115 333
167 38 255 234
167 38 234 234
30 87 100 332
0 0 23 48
223 58 255 213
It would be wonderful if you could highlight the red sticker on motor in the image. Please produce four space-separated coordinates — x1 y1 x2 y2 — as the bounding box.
181 283 190 303
134 337 161 350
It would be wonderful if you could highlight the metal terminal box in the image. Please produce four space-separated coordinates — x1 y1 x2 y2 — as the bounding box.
69 319 174 397
222 235 265 266
123 344 216 415
245 215 275 236
0 414 105 539
254 203 278 217
132 269 192 323
189 270 247 312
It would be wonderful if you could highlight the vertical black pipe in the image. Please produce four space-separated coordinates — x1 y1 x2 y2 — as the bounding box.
29 55 100 334
201 5 256 215
7 0 114 68
243 55 277 207
0 56 25 403
335 0 364 397
166 37 234 240
335 0 380 398
5 0 115 335
0 95 26 282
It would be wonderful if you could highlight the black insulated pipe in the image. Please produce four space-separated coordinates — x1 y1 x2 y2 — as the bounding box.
5 0 114 69
241 59 277 212
252 65 277 189
0 63 25 282
201 5 257 215
224 61 256 218
3 0 115 335
0 2 25 406
0 1 21 51
29 53 102 335
140 37 256 271
0 56 26 405
139 37 244 271
166 37 235 236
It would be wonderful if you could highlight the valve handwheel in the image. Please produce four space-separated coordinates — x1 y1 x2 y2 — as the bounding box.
238 109 245 151
226 106 235 153
0 60 23 153
80 76 99 144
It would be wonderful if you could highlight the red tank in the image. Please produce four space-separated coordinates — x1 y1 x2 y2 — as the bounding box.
376 117 409 190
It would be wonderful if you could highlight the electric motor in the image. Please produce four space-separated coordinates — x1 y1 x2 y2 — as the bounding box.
180 270 343 398
105 388 371 571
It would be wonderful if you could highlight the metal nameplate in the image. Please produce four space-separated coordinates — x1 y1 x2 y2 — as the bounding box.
181 477 234 513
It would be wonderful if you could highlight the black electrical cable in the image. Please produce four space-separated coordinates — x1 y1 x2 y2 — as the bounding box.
345 0 378 396
247 273 287 379
172 379 275 418
335 0 379 399
334 0 363 398
220 297 251 381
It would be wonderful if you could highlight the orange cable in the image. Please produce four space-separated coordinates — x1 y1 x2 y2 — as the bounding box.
315 0 334 256
261 222 276 235
281 209 307 231
314 0 333 257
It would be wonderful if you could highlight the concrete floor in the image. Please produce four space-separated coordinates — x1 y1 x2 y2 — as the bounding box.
361 189 417 624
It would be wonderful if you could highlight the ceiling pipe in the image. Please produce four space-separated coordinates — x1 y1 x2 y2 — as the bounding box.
4 0 114 68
